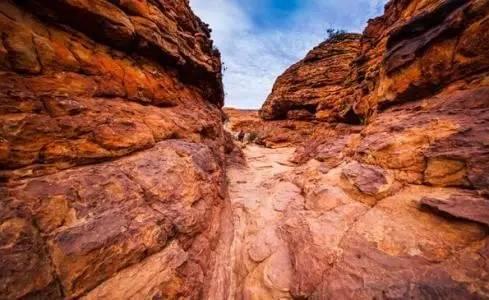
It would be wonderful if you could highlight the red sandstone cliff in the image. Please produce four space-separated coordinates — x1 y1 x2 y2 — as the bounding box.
2 0 489 299
223 0 489 298
262 0 489 123
260 33 362 122
0 0 228 298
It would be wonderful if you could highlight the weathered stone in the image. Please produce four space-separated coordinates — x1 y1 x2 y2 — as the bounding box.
82 241 188 300
224 107 338 149
260 34 361 122
421 193 489 226
261 0 489 121
231 0 489 298
341 160 401 206
0 0 227 298
0 215 58 299
2 0 489 298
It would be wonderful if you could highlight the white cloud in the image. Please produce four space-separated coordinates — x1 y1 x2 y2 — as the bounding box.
190 0 388 108
191 0 251 43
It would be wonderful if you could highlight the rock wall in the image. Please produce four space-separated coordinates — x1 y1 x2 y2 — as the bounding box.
352 0 489 119
260 33 362 122
251 0 489 298
224 108 343 148
0 0 227 298
261 0 489 122
281 84 489 299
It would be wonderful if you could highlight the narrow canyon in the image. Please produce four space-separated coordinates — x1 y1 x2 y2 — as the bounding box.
1 0 489 299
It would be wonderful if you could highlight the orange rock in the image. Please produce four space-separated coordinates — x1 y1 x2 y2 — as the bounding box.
248 0 489 298
0 0 226 298
260 34 362 122
1 0 489 298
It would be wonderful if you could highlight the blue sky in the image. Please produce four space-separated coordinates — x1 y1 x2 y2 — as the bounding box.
190 0 388 108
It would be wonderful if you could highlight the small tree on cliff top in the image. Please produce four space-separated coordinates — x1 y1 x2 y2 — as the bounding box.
326 28 347 41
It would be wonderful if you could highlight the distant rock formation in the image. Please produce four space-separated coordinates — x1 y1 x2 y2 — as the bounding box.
0 0 228 298
224 108 343 148
261 0 489 123
260 33 362 122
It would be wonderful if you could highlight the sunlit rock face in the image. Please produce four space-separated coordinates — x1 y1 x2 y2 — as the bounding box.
260 33 362 122
354 0 489 117
221 0 489 298
0 0 228 298
262 0 489 122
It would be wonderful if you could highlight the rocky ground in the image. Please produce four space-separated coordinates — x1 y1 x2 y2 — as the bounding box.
226 145 297 299
1 0 488 299
223 108 489 299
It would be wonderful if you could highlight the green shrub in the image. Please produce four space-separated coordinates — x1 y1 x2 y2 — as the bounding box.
326 28 347 40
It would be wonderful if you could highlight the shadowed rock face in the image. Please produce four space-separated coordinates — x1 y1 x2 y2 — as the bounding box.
0 0 227 298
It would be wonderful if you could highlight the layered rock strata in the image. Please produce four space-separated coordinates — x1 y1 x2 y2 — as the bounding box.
224 108 342 148
225 92 489 298
262 0 489 122
0 0 228 299
2 0 489 298
234 0 489 298
260 34 362 122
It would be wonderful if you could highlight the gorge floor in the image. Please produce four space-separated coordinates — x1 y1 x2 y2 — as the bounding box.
226 145 300 298
219 138 489 299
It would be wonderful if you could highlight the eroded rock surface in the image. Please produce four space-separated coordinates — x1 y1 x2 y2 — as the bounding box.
2 0 489 298
224 0 489 298
261 0 489 122
260 34 362 122
226 145 298 299
0 0 228 298
223 140 488 299
224 108 348 149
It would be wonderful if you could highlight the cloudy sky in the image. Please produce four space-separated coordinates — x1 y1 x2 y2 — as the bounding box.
190 0 388 108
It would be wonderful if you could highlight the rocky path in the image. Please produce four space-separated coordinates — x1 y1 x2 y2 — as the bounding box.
212 141 489 300
224 145 300 299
